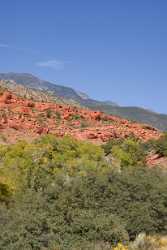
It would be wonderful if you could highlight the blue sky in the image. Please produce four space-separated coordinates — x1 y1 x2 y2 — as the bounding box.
0 0 167 113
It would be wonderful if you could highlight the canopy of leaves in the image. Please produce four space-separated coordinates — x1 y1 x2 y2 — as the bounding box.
0 135 167 249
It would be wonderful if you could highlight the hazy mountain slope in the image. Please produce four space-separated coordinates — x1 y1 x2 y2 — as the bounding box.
87 104 167 131
0 80 64 103
0 73 117 106
0 78 80 106
0 73 82 101
0 72 167 130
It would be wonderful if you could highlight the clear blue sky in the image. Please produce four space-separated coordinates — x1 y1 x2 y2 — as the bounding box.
0 0 167 113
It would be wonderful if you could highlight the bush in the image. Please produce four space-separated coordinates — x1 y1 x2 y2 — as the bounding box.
103 137 146 168
46 108 52 118
0 135 167 248
55 111 61 120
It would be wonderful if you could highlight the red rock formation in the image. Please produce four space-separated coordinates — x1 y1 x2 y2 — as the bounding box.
0 90 161 144
0 91 12 104
146 153 167 168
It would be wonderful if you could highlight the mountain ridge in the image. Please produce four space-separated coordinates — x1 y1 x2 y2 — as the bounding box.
0 72 166 130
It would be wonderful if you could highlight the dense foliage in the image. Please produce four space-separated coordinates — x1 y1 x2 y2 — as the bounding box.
0 135 167 249
102 137 146 168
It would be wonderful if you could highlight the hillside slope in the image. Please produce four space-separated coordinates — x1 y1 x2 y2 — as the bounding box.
0 87 160 144
0 72 166 130
88 104 167 131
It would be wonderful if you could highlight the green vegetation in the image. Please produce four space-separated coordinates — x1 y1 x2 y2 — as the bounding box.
55 111 61 121
102 137 146 168
46 108 53 118
71 114 81 120
0 135 167 249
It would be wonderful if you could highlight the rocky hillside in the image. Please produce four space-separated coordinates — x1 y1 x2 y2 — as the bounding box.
0 87 161 144
0 79 80 106
0 72 167 130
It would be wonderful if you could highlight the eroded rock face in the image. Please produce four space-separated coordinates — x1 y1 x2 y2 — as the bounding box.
0 91 12 104
0 90 161 144
146 153 167 167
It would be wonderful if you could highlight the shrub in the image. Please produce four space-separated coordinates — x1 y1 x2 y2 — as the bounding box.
114 243 129 250
129 233 167 250
46 108 52 118
55 111 61 120
0 135 167 248
103 137 146 168
71 114 81 120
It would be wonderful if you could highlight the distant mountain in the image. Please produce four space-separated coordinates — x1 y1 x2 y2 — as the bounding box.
0 73 83 101
0 72 167 131
76 91 90 100
0 73 118 105
87 104 167 131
